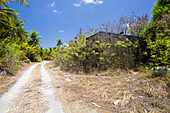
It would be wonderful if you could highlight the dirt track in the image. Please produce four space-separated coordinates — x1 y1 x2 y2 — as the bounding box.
0 61 63 113
0 61 169 113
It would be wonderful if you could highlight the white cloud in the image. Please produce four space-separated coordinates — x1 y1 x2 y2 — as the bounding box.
97 1 103 4
126 24 129 28
123 23 129 28
63 43 69 46
53 9 62 14
73 0 104 7
83 0 103 4
73 3 81 7
48 1 55 8
59 30 64 33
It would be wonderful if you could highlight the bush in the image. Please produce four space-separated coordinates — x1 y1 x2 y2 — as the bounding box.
141 12 170 68
53 34 137 73
0 41 22 72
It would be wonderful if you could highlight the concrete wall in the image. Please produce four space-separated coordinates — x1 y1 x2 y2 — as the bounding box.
87 31 137 45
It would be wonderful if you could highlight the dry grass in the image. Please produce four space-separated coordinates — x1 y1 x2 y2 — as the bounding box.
120 94 132 107
91 68 127 77
46 62 170 113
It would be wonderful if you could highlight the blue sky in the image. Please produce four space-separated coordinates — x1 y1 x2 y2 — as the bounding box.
9 0 155 48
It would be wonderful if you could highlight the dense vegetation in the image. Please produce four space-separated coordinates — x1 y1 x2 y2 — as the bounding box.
0 0 169 75
141 0 170 68
53 0 170 74
0 0 53 74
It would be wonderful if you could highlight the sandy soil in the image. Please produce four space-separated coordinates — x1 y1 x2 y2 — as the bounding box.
45 62 170 113
0 62 37 97
8 63 49 113
0 62 41 113
41 62 63 113
0 61 64 113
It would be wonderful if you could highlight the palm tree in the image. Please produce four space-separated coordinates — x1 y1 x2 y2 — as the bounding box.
0 13 29 42
0 0 29 41
0 0 30 41
0 7 18 25
40 47 43 57
0 8 19 39
0 0 28 7
13 0 28 6
56 39 63 47
13 16 29 41
28 30 42 46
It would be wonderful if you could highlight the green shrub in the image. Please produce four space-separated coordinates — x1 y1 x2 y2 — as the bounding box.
0 41 22 72
141 11 170 68
53 34 137 73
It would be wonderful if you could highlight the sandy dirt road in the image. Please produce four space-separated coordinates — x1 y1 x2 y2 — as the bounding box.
0 61 169 113
0 61 63 113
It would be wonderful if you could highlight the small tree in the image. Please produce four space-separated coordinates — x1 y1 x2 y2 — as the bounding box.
28 30 42 46
56 39 63 47
120 16 129 35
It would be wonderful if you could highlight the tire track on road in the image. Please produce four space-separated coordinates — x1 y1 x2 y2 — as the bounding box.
0 62 64 113
41 61 64 113
8 63 48 113
0 63 41 113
